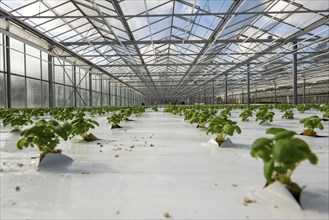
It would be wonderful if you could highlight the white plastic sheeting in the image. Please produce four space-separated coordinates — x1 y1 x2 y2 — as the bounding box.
1 109 328 219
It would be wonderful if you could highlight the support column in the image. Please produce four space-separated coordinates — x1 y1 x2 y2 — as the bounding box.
109 81 111 106
293 43 298 105
225 74 228 104
115 84 118 106
212 81 215 105
303 79 306 104
73 64 77 107
241 91 244 104
100 78 103 106
247 64 250 105
48 52 54 108
274 83 277 105
89 72 92 106
203 85 206 104
5 35 11 108
255 86 257 103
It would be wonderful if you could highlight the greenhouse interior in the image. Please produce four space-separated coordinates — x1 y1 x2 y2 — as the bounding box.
0 0 328 219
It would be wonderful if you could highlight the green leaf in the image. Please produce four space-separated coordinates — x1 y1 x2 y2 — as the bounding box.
272 139 304 164
266 127 286 135
273 130 296 140
264 160 274 182
251 137 272 151
54 125 68 140
17 138 28 150
223 124 235 136
62 122 72 132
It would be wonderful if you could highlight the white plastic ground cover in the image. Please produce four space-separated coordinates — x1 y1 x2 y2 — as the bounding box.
0 108 328 219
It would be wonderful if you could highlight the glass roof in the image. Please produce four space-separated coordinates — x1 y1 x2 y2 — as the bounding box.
0 0 328 98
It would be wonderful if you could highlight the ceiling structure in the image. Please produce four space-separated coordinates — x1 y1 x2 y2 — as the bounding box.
0 0 328 101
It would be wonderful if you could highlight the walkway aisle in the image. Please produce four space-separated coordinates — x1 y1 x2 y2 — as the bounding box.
1 109 328 219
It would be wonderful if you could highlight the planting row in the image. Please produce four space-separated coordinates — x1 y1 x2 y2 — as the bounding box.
0 106 156 163
163 103 329 203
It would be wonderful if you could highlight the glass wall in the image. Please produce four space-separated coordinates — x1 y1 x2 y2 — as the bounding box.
0 33 143 109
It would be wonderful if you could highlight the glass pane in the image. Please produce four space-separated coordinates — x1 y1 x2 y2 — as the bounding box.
65 86 74 107
78 89 89 106
42 60 49 80
11 75 26 108
27 78 41 107
41 81 49 107
55 84 65 107
64 64 73 86
26 55 41 78
92 92 101 106
10 50 24 75
10 38 23 52
102 95 108 106
54 61 64 84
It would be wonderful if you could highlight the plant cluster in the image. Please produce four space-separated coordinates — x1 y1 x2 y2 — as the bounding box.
207 115 241 146
282 110 294 119
256 109 275 124
251 127 318 201
299 115 324 136
17 119 72 162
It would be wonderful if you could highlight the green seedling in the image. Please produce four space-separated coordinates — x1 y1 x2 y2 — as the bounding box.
207 115 241 146
282 110 294 119
219 108 231 117
239 108 253 121
133 106 146 116
2 112 33 132
296 105 310 114
251 127 318 202
107 113 124 129
53 108 75 121
151 106 158 112
17 119 72 162
299 115 324 136
256 109 275 125
190 111 211 128
70 116 99 141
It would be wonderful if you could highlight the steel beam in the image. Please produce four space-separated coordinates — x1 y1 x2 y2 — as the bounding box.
61 38 320 46
1 10 327 19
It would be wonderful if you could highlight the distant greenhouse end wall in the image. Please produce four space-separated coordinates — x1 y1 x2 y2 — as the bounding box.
0 33 144 108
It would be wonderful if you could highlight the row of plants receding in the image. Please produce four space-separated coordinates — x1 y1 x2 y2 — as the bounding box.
0 106 151 163
164 103 328 204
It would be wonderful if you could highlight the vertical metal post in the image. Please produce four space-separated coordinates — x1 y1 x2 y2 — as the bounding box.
89 72 92 106
73 64 77 107
225 74 228 104
115 84 118 106
247 64 250 105
212 81 215 105
255 86 257 103
48 52 54 108
109 81 111 106
5 35 11 108
241 91 244 104
100 78 103 106
293 43 298 105
203 85 206 104
274 83 277 105
303 79 306 104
